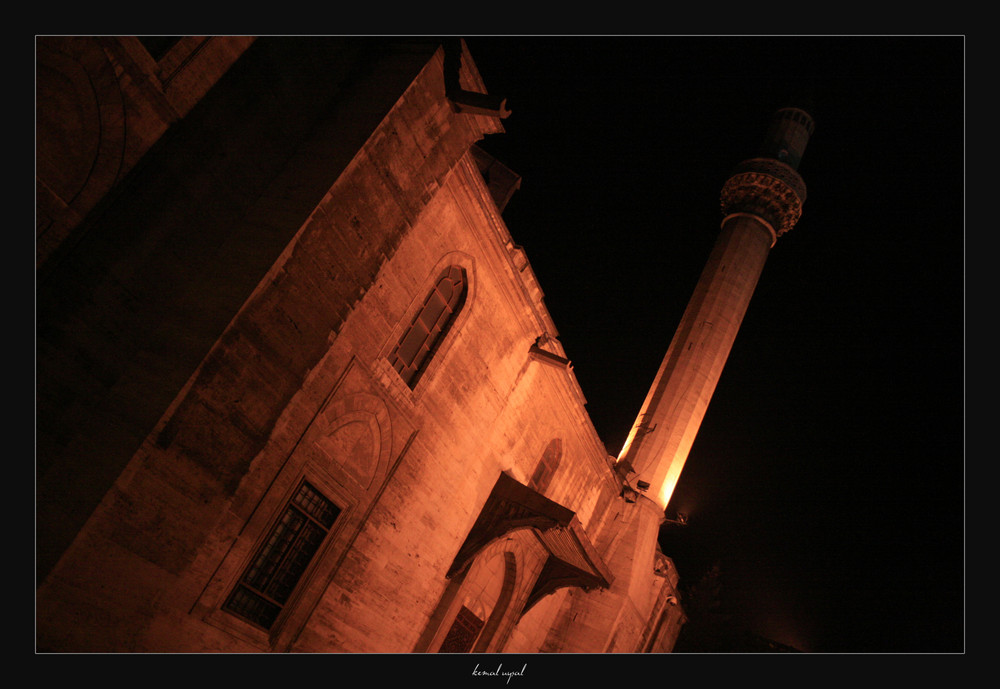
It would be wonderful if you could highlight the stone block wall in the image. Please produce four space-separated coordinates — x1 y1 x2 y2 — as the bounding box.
36 38 503 652
36 37 680 654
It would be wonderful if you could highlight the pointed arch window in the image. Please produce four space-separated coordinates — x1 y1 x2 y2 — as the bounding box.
529 439 562 494
389 266 467 388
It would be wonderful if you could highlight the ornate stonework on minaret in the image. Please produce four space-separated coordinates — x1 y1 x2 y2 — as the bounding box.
721 107 814 242
617 107 814 510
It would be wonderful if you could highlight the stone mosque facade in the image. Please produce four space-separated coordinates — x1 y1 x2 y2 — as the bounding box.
35 37 811 653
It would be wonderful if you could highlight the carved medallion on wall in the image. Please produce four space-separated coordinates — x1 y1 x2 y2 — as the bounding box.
302 393 393 495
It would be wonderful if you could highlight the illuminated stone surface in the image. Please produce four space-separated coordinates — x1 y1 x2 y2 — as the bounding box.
35 37 807 653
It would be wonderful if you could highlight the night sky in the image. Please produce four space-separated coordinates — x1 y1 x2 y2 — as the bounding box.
465 36 964 653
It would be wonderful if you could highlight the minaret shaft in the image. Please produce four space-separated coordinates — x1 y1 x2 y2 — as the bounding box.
618 107 813 511
618 214 773 508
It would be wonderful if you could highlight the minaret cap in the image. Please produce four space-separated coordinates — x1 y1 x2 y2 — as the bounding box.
719 107 814 239
758 107 815 171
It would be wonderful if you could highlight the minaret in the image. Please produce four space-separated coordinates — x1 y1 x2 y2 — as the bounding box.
617 107 815 510
540 108 814 654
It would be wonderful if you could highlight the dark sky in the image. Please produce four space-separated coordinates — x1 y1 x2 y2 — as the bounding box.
465 36 964 653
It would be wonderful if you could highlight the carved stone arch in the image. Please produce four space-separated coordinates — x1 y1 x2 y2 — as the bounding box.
459 543 508 627
36 38 126 205
471 549 517 652
418 527 539 653
36 37 127 259
472 530 557 652
415 474 613 652
300 392 393 496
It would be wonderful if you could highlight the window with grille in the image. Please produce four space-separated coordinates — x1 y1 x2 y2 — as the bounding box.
389 266 467 388
223 481 341 630
438 605 485 653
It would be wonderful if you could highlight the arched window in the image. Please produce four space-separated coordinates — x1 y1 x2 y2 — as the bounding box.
438 605 486 653
389 266 467 388
529 439 562 494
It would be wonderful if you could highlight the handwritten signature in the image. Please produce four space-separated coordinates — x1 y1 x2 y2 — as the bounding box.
472 663 527 684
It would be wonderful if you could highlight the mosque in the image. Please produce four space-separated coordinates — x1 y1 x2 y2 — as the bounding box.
35 36 811 652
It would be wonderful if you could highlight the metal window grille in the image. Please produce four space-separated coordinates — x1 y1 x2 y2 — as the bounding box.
223 481 340 629
438 605 485 653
